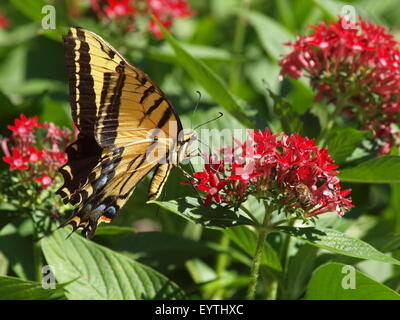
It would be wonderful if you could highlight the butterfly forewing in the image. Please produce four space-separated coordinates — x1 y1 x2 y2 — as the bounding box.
58 27 185 238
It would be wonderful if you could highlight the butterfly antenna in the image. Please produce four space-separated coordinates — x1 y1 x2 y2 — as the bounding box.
193 112 224 131
190 91 202 130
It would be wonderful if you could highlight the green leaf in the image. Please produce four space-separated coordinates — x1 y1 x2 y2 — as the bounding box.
10 0 49 23
279 226 400 265
224 226 282 271
0 46 27 91
267 88 302 134
149 43 233 63
0 252 8 276
0 226 36 281
0 210 20 231
41 228 186 300
312 0 348 19
241 10 293 61
186 259 216 284
10 0 69 43
384 273 400 293
283 244 318 300
385 183 400 234
245 59 281 94
149 197 254 229
313 0 378 24
289 78 314 115
0 275 64 300
156 20 253 128
0 24 38 48
39 27 68 43
276 0 296 31
326 128 366 164
339 156 400 183
111 232 222 267
306 263 400 300
94 225 136 237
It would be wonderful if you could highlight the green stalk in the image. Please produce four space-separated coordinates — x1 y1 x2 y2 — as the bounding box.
276 218 296 300
29 202 44 282
216 235 230 275
240 204 260 225
246 204 273 300
317 87 355 148
279 219 295 271
266 278 278 300
229 0 252 92
317 103 344 148
211 235 231 299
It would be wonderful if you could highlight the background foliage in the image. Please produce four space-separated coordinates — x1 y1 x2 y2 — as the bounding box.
1 0 400 300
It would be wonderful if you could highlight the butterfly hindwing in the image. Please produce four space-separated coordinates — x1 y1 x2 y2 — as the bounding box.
58 27 186 238
148 164 174 202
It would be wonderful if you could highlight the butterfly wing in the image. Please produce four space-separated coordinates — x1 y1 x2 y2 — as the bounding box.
58 27 182 238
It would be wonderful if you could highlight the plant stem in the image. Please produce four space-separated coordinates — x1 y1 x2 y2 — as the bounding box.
240 204 260 225
279 219 295 271
216 235 230 275
27 207 43 282
275 218 297 300
266 278 278 300
211 234 231 299
246 204 273 300
229 0 252 92
270 216 298 228
317 93 349 148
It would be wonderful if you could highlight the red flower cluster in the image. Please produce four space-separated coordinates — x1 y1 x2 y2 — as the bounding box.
0 10 10 29
90 0 193 38
184 129 353 217
280 17 400 154
104 0 135 19
148 0 193 38
1 114 73 189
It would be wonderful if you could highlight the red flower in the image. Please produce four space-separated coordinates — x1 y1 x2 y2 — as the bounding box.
148 19 171 39
90 0 193 38
2 114 75 189
42 148 68 168
0 10 10 29
105 0 135 19
148 0 193 18
184 129 353 217
229 162 262 182
3 148 28 170
148 0 193 38
280 17 400 154
7 114 40 137
35 174 54 190
197 173 228 207
27 146 43 164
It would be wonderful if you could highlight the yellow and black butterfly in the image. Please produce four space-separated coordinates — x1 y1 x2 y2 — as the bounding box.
57 27 195 239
